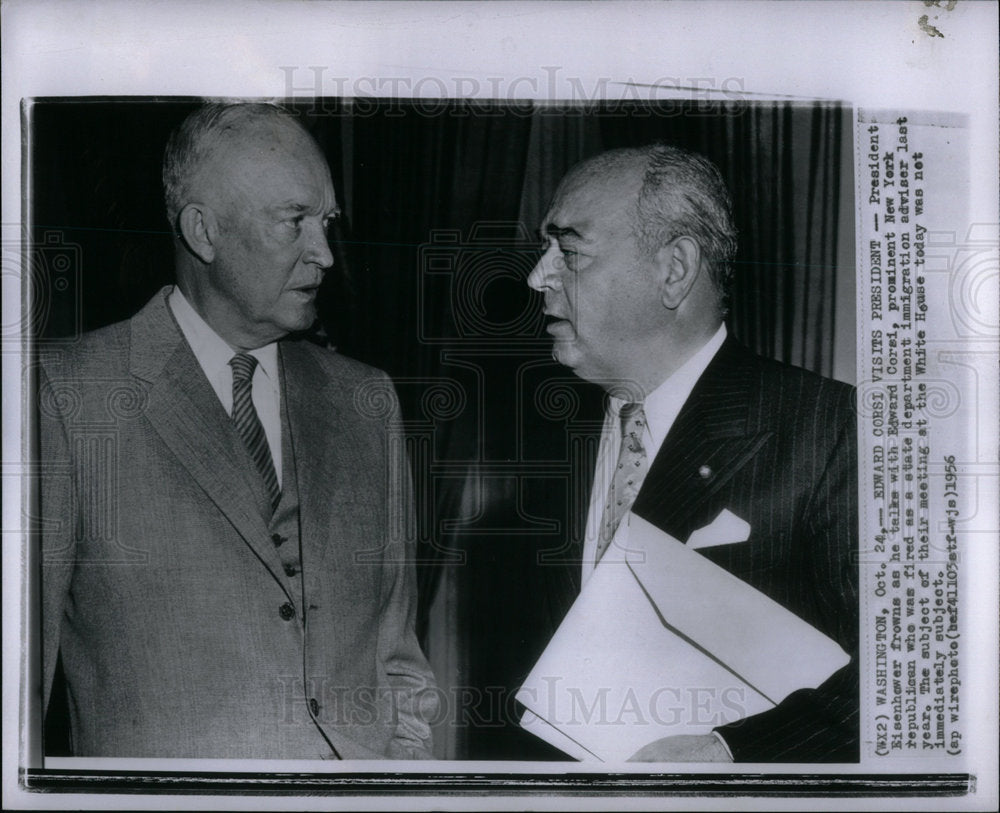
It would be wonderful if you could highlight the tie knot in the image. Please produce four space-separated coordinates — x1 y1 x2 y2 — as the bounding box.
229 352 258 383
619 401 644 428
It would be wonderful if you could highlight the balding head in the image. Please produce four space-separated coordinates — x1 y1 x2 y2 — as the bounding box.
162 102 323 230
555 144 737 312
528 143 735 393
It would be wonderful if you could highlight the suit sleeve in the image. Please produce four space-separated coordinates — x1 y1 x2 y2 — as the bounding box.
714 388 859 762
37 361 77 715
376 378 439 759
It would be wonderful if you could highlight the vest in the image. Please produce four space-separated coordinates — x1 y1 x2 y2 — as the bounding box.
255 372 340 758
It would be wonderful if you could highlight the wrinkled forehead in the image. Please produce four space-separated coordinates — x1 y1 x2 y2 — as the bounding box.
220 118 329 175
542 157 644 234
202 118 336 207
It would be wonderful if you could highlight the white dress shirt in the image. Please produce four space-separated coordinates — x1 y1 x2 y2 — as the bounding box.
581 323 728 585
168 286 283 487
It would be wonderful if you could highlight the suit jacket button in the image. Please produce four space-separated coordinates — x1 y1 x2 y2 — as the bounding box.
284 563 298 577
309 698 320 716
279 602 295 620
271 534 286 547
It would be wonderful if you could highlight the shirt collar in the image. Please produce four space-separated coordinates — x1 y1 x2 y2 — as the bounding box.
168 285 279 391
609 323 727 453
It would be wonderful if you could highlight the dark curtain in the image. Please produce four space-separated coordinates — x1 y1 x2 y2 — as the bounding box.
323 102 534 595
313 101 539 759
30 102 189 338
30 100 846 761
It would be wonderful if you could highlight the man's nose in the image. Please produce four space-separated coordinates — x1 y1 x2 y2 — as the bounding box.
304 220 335 270
527 246 561 292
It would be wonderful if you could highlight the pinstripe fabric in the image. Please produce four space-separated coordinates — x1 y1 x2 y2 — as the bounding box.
628 338 859 762
229 353 280 513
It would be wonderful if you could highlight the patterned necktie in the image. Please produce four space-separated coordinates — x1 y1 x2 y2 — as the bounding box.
229 353 280 513
595 402 648 562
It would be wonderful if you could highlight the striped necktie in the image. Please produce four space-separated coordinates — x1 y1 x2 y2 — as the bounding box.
229 353 280 513
595 402 648 563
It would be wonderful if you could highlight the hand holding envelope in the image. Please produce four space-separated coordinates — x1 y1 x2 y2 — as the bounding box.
517 512 850 762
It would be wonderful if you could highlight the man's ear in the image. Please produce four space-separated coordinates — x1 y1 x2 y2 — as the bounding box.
177 203 218 264
656 236 702 310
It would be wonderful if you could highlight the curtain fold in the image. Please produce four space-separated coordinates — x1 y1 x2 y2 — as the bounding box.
319 101 534 759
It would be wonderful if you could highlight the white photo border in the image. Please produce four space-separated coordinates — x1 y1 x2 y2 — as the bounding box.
3 2 997 810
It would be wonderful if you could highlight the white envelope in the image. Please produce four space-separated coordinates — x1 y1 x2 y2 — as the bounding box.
687 508 751 549
516 513 850 762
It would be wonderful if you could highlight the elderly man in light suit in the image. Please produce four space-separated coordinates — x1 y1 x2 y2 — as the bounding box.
527 144 858 762
38 103 437 759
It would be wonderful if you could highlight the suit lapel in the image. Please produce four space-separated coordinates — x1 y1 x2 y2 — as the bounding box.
130 290 292 596
633 339 773 544
280 342 352 599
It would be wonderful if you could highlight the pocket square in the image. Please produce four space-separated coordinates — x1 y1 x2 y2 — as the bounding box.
687 509 751 550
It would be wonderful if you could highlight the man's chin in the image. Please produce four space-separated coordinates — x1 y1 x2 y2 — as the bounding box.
285 302 318 327
550 339 581 371
551 342 609 387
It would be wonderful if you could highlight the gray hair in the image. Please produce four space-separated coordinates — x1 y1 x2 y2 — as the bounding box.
162 102 297 228
631 143 738 311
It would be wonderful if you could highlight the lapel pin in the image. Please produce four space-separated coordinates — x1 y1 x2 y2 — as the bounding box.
698 465 713 479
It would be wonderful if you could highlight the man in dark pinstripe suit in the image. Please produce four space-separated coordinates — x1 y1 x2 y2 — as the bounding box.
527 143 858 762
